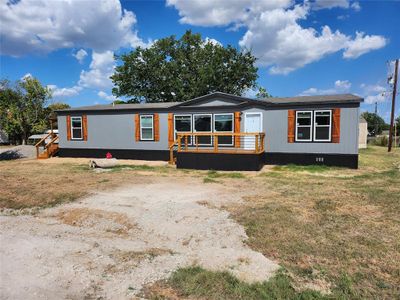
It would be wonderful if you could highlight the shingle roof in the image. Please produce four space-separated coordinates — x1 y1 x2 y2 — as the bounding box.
57 102 180 112
262 94 363 104
56 93 363 113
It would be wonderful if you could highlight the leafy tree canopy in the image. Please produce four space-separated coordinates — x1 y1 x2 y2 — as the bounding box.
0 77 51 144
255 86 272 99
111 30 258 103
361 112 388 136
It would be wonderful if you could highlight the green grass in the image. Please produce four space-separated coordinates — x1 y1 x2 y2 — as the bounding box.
272 164 339 173
163 266 329 300
207 170 246 179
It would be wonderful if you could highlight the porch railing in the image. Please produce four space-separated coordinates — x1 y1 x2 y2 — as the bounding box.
169 132 265 164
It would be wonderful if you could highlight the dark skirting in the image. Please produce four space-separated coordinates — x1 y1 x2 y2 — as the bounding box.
264 152 358 169
176 152 264 171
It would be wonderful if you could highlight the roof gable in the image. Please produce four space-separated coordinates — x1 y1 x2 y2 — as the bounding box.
171 92 253 108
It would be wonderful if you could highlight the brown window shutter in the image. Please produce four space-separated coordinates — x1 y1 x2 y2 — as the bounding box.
234 112 241 148
288 110 295 143
168 113 174 146
154 113 160 141
82 115 88 141
66 115 71 141
332 108 341 143
135 114 140 141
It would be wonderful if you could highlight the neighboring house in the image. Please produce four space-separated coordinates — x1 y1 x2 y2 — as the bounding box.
0 125 9 144
55 92 362 170
359 116 368 149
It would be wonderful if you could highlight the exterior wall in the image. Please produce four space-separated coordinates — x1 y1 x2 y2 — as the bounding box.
358 122 368 149
58 112 169 150
194 99 244 107
243 106 359 154
58 105 359 155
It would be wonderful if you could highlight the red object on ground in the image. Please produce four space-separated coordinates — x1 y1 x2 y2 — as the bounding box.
106 152 112 159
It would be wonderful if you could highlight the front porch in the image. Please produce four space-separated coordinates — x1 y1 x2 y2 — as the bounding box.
170 132 265 170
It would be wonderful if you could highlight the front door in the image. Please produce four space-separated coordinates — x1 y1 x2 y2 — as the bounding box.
244 112 262 150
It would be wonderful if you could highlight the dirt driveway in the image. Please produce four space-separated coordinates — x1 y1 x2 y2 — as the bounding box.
0 177 278 299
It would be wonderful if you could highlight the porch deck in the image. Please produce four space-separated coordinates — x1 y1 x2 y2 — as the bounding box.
170 132 265 170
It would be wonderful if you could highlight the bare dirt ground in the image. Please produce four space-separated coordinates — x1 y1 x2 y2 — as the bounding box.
0 177 279 299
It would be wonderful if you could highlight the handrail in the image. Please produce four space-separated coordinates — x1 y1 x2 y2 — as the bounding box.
34 132 52 148
45 135 59 149
176 132 265 154
169 132 265 164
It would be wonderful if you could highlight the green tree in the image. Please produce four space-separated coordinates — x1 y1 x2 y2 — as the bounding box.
361 112 387 136
46 102 70 129
0 77 51 144
396 116 400 136
111 30 258 103
255 86 272 99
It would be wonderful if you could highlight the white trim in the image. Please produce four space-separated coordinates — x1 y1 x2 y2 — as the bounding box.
140 114 154 141
244 112 263 151
313 110 332 142
71 116 83 140
193 113 213 146
295 111 312 142
174 114 192 144
213 113 234 146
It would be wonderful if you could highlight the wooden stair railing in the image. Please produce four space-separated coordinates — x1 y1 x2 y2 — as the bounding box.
35 133 59 159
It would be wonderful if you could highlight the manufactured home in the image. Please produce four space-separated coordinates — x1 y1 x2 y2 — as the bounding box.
45 92 362 170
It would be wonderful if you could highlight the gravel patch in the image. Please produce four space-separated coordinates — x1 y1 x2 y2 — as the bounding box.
0 178 279 299
0 145 36 160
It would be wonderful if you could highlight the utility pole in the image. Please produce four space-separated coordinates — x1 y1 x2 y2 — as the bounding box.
374 102 378 136
388 58 398 152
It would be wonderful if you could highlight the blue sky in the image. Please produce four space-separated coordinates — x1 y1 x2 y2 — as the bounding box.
0 0 399 121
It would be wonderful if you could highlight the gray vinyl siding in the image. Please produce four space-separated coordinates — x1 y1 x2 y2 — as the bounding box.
58 105 359 155
58 113 169 150
243 107 359 154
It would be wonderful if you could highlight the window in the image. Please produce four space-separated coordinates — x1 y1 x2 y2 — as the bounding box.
71 117 83 140
214 113 233 146
174 115 192 144
140 115 154 140
314 110 331 142
295 111 312 142
193 114 212 145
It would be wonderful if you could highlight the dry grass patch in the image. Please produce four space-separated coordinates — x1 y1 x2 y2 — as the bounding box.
0 159 177 210
57 208 136 236
230 146 400 298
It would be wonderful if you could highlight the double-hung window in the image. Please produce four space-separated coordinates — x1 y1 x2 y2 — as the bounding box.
214 113 233 146
174 115 192 144
295 111 312 142
314 110 332 142
140 115 154 141
71 117 83 140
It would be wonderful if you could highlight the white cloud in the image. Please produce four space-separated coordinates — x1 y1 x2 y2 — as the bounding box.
299 80 352 96
168 0 386 74
47 85 82 98
343 32 387 59
360 83 388 104
73 49 88 64
78 51 115 89
166 0 293 26
351 2 361 11
313 0 350 10
204 37 222 46
98 91 117 101
0 0 149 56
21 73 32 80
